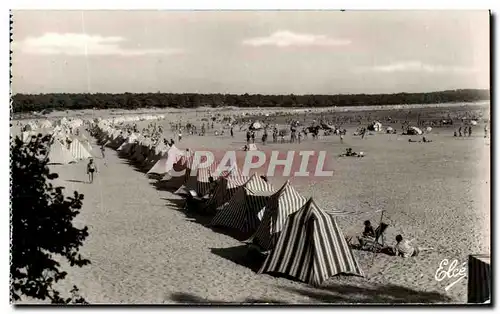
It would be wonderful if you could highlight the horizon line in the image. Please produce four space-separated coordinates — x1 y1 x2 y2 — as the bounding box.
10 88 490 97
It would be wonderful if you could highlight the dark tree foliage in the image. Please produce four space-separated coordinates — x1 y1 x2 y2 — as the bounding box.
11 89 490 113
10 134 90 304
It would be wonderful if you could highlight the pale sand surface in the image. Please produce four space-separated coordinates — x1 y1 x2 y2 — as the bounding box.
13 106 489 304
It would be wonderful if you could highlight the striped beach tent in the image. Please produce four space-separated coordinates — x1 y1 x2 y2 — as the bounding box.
147 145 184 175
468 254 491 303
210 175 275 234
175 162 219 197
69 138 93 161
245 180 308 252
259 198 364 286
205 168 249 210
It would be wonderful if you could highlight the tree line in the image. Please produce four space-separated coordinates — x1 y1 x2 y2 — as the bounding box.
11 89 489 113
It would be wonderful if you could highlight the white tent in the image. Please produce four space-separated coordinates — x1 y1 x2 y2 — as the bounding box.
426 126 433 133
69 138 93 160
47 140 77 164
40 120 53 129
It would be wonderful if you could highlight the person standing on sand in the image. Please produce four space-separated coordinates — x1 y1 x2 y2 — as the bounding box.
230 127 234 137
86 158 97 184
178 131 182 142
458 127 462 137
100 144 108 166
468 125 472 137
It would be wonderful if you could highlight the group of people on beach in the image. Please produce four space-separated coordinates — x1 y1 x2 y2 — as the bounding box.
356 220 429 258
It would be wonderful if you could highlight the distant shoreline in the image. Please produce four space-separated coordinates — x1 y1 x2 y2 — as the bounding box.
11 101 489 121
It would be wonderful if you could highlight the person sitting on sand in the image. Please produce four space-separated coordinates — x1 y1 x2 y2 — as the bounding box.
357 220 376 247
394 235 418 258
86 158 97 184
343 148 358 157
363 220 375 238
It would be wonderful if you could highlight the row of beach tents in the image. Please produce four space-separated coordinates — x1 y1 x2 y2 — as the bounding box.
92 118 366 287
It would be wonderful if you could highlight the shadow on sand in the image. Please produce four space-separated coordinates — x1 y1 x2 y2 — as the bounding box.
170 280 452 304
169 292 287 304
210 245 266 273
277 283 453 304
65 179 87 184
162 197 252 241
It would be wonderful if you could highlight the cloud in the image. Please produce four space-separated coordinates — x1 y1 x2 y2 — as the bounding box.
357 61 478 73
242 31 351 47
13 33 183 56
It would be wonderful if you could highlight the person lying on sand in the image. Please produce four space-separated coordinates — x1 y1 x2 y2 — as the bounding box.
422 136 432 143
339 148 364 157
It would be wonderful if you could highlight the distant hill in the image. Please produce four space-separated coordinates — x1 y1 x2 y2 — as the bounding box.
10 89 489 113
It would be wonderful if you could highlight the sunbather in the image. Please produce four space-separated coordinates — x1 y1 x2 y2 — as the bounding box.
394 234 419 258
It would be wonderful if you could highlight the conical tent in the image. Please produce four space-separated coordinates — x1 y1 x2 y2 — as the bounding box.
210 175 275 234
69 138 93 160
147 145 184 175
246 180 307 251
175 163 219 197
205 168 249 209
259 198 364 286
47 140 77 165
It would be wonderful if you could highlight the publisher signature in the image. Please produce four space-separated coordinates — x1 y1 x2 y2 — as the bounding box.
435 259 467 291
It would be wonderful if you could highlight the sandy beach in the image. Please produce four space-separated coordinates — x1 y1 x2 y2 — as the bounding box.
12 104 490 304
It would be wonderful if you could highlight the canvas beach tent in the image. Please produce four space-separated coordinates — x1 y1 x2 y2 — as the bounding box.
204 167 249 210
47 139 77 165
175 163 219 197
468 254 491 304
69 138 93 161
147 145 184 176
209 174 275 234
245 180 308 252
258 198 364 286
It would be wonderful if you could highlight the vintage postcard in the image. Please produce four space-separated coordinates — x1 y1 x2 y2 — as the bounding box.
9 10 491 305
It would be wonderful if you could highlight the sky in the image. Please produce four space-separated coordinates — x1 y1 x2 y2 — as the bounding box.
11 10 490 95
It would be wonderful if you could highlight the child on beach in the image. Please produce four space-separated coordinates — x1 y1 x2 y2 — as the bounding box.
86 158 97 183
